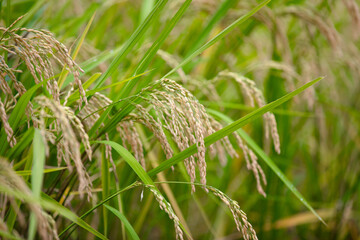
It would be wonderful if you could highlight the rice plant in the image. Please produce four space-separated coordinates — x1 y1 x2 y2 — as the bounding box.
0 0 358 239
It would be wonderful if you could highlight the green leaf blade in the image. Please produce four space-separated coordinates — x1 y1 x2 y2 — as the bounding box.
28 129 46 240
94 140 153 185
104 204 140 240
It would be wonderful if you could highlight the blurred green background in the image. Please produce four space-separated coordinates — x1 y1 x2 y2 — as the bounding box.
2 0 360 239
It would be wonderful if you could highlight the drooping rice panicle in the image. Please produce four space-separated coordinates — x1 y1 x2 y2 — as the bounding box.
0 25 86 105
217 71 281 154
0 98 16 147
34 96 92 199
117 120 145 169
126 79 213 190
146 185 184 240
206 185 258 240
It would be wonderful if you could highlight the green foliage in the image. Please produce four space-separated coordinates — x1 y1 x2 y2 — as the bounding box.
0 0 358 239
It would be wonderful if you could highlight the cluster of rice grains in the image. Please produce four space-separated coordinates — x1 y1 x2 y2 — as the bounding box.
217 71 281 154
0 20 86 148
214 71 281 196
33 96 93 199
206 186 258 240
141 182 258 240
126 79 249 191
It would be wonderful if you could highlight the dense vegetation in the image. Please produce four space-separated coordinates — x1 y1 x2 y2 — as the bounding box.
0 0 359 239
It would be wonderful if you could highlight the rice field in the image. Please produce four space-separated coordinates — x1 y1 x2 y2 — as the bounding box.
0 0 359 239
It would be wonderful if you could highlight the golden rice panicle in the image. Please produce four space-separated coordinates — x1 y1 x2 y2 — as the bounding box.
0 218 22 239
206 186 258 240
134 79 215 191
209 117 239 166
78 92 113 132
146 185 184 240
158 79 213 188
0 56 30 117
77 92 119 176
0 58 19 102
33 109 57 156
63 107 92 161
78 93 105 130
0 73 13 98
210 115 267 196
217 71 281 154
143 90 197 184
35 96 92 199
0 158 58 240
128 104 174 160
149 89 200 191
0 98 16 147
232 133 267 197
217 71 255 107
117 120 145 169
0 21 86 104
104 132 118 182
0 55 34 126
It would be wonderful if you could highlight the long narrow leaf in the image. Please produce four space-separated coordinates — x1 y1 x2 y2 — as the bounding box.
59 183 140 237
66 70 151 105
58 11 96 88
101 150 110 236
28 129 46 240
0 230 21 240
104 204 140 240
95 141 153 184
185 0 239 56
16 167 67 176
